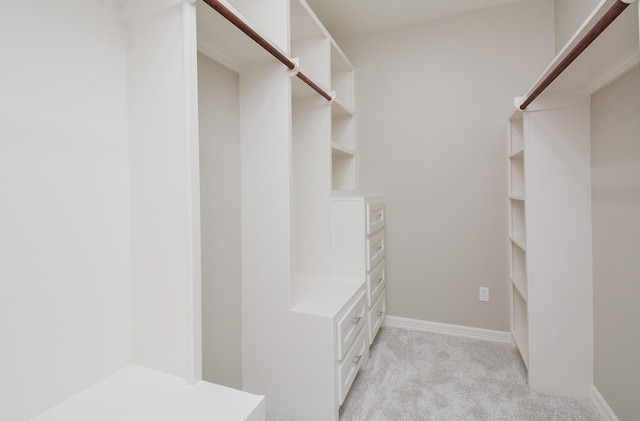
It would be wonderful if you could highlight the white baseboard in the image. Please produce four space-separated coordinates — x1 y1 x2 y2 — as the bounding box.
383 315 511 343
591 386 619 421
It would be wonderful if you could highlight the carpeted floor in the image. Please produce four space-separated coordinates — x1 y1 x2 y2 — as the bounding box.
339 327 600 421
267 326 601 420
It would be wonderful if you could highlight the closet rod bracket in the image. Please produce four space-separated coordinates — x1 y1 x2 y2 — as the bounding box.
288 58 300 77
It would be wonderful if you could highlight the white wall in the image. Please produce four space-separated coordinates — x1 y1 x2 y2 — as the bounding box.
197 53 243 389
591 65 640 421
0 1 131 419
339 0 555 331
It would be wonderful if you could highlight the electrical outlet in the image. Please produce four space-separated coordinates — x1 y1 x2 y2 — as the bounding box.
479 287 489 302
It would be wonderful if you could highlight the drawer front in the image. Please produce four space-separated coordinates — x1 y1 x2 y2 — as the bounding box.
366 230 385 272
336 291 366 361
368 290 386 345
366 259 386 307
366 200 385 235
338 327 368 405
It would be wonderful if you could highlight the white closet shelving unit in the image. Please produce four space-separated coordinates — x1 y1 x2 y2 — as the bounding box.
508 0 638 398
33 0 281 419
27 0 379 417
34 0 368 419
330 44 356 191
507 112 528 369
286 0 382 419
202 0 379 419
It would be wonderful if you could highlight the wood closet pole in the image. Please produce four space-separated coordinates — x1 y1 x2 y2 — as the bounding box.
519 0 632 110
202 0 333 102
296 72 333 101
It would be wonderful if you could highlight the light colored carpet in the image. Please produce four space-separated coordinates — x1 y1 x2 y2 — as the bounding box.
339 326 601 421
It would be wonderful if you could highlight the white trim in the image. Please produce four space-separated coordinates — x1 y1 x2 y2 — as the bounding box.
384 316 511 343
591 386 619 421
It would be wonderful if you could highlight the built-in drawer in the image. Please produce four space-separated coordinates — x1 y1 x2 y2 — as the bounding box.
336 291 366 361
338 327 368 405
366 230 385 272
366 199 385 236
368 290 386 345
366 259 386 307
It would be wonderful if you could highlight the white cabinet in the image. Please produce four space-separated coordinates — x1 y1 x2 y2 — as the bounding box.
336 291 367 360
333 196 387 345
288 277 367 421
337 327 368 405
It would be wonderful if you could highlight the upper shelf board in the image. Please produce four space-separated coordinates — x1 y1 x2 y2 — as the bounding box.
290 0 327 41
331 41 354 72
521 0 639 102
196 0 288 73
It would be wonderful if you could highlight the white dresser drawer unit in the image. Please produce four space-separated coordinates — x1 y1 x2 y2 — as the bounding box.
366 230 385 272
366 259 385 307
332 196 387 348
366 199 385 235
368 290 386 345
337 327 368 405
336 291 366 361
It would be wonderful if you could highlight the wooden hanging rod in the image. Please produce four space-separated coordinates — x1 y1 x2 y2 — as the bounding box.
519 0 633 110
202 0 333 102
297 71 333 101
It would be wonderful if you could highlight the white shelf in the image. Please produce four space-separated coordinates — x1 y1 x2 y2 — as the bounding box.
290 277 364 317
330 40 353 72
331 43 354 110
510 235 527 251
508 111 524 154
510 199 526 239
511 241 526 278
509 153 525 199
509 195 525 201
331 142 355 156
512 292 529 369
331 98 354 117
332 149 355 191
290 0 328 41
512 327 529 370
509 149 524 159
290 0 330 93
512 276 528 302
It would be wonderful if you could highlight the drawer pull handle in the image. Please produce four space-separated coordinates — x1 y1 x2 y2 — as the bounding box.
352 316 362 325
353 354 362 366
376 276 383 284
377 310 384 317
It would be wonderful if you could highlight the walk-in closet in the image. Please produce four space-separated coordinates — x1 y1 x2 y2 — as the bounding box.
1 0 638 420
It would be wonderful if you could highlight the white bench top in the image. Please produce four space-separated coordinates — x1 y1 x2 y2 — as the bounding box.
33 365 265 421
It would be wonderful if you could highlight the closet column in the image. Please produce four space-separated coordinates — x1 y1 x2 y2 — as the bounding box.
125 0 202 384
516 91 594 398
239 63 294 396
